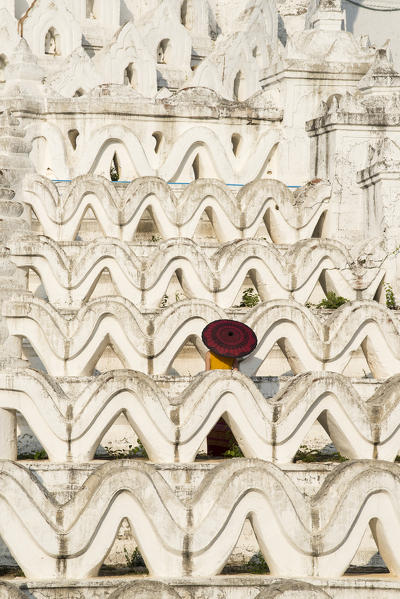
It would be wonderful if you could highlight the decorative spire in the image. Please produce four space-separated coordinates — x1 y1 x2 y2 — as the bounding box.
307 0 345 31
0 169 30 369
1 37 55 98
0 168 30 242
0 110 33 181
359 47 400 94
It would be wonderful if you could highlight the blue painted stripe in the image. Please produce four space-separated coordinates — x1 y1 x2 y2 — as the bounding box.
52 179 301 188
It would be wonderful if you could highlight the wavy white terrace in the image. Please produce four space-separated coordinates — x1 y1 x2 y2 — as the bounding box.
22 176 330 242
0 460 398 579
5 297 400 378
9 236 384 310
0 461 387 580
1 368 399 464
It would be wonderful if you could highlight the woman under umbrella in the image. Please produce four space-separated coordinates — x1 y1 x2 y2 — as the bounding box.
205 350 239 371
202 319 257 456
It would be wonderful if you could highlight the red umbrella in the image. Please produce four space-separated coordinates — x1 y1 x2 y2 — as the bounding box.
202 319 257 358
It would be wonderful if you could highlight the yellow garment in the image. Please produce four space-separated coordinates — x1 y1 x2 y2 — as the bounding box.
209 351 235 370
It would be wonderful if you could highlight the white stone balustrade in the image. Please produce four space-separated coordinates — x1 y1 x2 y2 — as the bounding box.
8 236 383 309
0 368 399 463
3 297 400 377
0 460 399 580
22 176 330 242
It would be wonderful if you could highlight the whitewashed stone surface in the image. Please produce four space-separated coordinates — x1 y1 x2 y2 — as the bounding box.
0 1 398 597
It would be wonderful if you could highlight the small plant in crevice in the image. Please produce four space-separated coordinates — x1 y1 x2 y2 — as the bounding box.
239 288 260 308
293 445 347 463
246 551 269 574
195 443 244 460
223 444 244 458
103 439 148 460
315 291 349 310
18 449 48 460
175 291 184 303
222 551 270 575
384 283 397 310
132 439 148 458
0 565 25 578
195 450 208 460
124 546 147 570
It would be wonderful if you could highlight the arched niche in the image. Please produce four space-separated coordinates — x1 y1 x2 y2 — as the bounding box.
44 27 61 56
152 132 163 154
68 129 80 151
124 62 138 88
231 133 241 156
157 39 171 65
86 0 102 20
233 70 246 102
86 0 95 18
89 137 137 181
181 0 193 29
0 54 7 83
110 152 121 181
252 45 263 69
